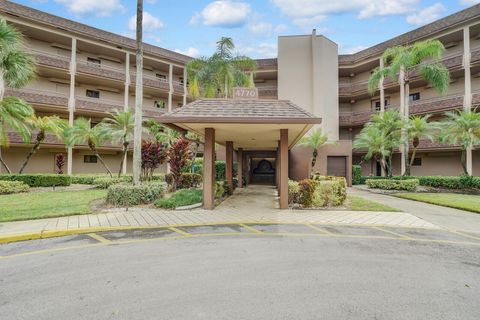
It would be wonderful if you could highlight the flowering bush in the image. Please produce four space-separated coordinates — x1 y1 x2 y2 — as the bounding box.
141 140 167 181
168 138 192 189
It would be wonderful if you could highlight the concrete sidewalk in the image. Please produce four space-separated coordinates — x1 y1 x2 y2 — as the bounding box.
349 187 480 233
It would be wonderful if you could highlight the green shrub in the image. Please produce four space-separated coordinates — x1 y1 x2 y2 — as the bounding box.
312 178 347 207
93 177 129 189
215 181 224 199
298 179 316 207
155 189 202 209
0 174 71 187
71 174 109 184
366 179 419 191
165 173 202 189
352 165 362 185
360 175 480 190
106 182 164 206
0 180 30 194
215 161 238 180
288 180 300 204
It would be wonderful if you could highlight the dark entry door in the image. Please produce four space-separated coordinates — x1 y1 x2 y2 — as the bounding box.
327 156 347 178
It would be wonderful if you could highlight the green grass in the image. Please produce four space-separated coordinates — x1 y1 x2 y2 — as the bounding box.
345 196 401 212
395 192 480 213
0 189 107 222
155 189 202 209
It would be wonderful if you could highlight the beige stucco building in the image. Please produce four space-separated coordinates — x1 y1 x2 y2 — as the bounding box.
1 1 480 183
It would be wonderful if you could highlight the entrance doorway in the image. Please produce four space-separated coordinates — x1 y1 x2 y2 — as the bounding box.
250 158 276 185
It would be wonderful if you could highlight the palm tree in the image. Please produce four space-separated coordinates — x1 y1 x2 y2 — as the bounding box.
368 39 450 175
299 128 328 174
403 115 436 176
439 109 480 175
18 115 66 173
66 117 113 177
0 97 33 173
353 124 390 175
187 37 256 99
100 109 134 177
133 0 144 185
0 19 36 101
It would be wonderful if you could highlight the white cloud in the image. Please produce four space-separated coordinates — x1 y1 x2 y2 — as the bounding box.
406 3 445 26
271 0 420 27
146 0 157 3
128 12 164 32
193 1 251 28
237 43 277 58
175 47 201 57
54 0 124 16
459 0 480 5
248 22 273 36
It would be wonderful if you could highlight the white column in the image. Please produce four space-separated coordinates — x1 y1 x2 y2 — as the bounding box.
464 26 473 175
168 64 173 112
182 67 187 106
399 66 406 175
123 52 130 174
67 38 77 175
379 57 385 113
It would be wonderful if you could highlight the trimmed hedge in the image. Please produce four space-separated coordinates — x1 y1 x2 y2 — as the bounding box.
360 175 480 190
289 176 347 208
165 173 202 189
106 182 164 206
72 174 163 185
352 165 362 185
0 174 71 187
0 181 30 194
93 177 130 189
366 178 419 192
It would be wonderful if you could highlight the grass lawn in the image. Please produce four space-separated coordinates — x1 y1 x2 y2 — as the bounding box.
0 189 107 222
345 196 401 212
155 189 202 209
395 192 480 213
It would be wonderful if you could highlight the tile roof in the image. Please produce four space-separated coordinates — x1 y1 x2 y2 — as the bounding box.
158 99 322 124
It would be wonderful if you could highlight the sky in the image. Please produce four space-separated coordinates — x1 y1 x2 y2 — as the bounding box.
13 0 480 58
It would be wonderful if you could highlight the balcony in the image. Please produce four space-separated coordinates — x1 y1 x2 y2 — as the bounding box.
31 49 70 70
339 94 465 127
257 86 278 98
131 73 170 91
172 80 185 94
75 96 124 114
76 60 125 82
7 131 64 146
470 47 480 64
5 88 68 110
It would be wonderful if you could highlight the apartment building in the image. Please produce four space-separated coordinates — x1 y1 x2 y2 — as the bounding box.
1 1 480 179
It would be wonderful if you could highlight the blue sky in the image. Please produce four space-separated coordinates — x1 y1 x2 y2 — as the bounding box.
14 0 480 58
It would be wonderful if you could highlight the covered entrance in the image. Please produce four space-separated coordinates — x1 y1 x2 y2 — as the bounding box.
158 98 321 210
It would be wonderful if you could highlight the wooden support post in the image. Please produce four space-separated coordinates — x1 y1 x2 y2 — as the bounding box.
279 129 288 209
226 141 233 193
237 148 243 188
203 128 215 209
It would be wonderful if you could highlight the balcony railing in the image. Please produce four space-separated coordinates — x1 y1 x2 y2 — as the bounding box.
257 86 278 98
31 49 70 70
75 96 124 113
76 60 125 82
340 94 465 126
131 72 170 91
5 87 69 109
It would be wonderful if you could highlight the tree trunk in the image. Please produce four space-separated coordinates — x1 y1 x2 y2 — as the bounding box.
0 69 5 102
132 0 144 186
89 142 112 177
0 154 11 173
118 140 129 178
311 149 318 174
404 147 417 177
461 149 468 175
19 132 44 174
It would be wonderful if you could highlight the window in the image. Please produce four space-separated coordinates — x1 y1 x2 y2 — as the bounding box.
372 99 389 112
87 57 101 66
179 77 184 84
84 155 97 163
412 158 422 166
409 92 420 102
86 89 100 99
154 100 166 109
156 73 167 81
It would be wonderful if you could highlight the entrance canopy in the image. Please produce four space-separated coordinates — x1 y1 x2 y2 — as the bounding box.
157 99 322 150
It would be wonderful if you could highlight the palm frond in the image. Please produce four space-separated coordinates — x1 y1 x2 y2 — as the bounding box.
419 63 450 95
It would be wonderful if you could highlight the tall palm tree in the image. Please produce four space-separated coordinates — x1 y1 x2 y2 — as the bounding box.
132 0 144 185
19 115 67 173
0 97 33 173
299 128 328 174
353 124 390 175
187 37 256 99
403 115 436 176
0 19 36 101
100 109 134 177
439 109 480 175
66 117 113 177
368 39 450 175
